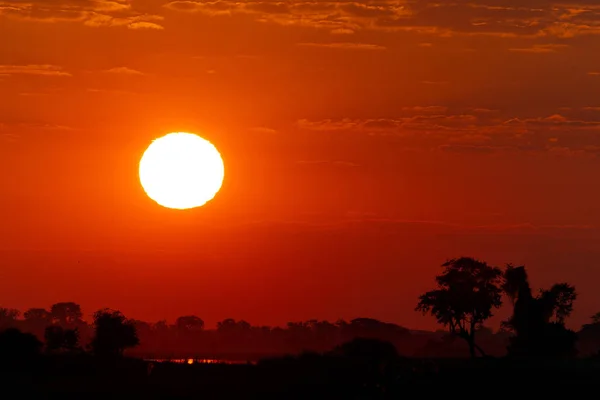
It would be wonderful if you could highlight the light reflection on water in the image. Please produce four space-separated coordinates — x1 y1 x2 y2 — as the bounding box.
145 358 254 365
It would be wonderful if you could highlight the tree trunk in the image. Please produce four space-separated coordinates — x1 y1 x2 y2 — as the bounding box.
468 339 476 358
474 343 487 357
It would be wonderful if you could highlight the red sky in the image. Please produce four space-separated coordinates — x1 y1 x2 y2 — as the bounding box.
1 0 600 330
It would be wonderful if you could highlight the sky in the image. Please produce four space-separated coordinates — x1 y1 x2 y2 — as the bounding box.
1 0 600 330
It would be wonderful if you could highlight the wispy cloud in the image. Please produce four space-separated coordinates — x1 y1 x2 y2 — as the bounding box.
296 111 600 156
402 106 448 113
509 44 569 53
0 133 19 143
161 0 600 39
103 67 145 75
128 21 164 30
297 42 386 51
0 65 71 77
0 0 164 29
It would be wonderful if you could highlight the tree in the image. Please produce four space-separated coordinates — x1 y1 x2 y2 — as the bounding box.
24 308 51 324
50 302 83 326
416 257 503 358
23 308 52 336
90 309 139 358
540 283 577 324
502 265 577 358
44 325 80 353
578 313 600 357
0 308 20 330
175 315 204 332
0 328 42 362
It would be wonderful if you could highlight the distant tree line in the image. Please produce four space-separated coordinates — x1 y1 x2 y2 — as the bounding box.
0 306 138 364
1 256 600 361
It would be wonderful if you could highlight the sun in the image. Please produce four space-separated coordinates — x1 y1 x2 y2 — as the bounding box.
139 132 225 210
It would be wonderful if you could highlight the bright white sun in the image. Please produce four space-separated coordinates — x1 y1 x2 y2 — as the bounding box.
139 132 225 210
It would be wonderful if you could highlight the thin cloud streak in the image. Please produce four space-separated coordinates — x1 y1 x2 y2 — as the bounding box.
0 65 72 77
297 42 387 51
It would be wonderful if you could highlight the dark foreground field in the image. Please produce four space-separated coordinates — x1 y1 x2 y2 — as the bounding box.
4 354 600 399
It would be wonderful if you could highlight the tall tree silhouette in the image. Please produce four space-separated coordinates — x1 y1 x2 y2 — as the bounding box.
416 257 503 357
502 265 577 358
90 309 139 358
50 302 83 326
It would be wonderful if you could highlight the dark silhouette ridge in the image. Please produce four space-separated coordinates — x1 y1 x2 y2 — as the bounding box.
44 325 80 354
0 255 599 395
0 328 42 362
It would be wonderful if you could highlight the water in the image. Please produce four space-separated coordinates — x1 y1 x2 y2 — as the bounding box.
144 358 253 365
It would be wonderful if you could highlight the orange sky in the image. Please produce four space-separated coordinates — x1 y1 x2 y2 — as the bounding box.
1 0 600 330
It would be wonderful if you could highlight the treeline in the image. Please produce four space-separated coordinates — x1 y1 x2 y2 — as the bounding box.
0 308 139 363
416 257 600 358
0 304 435 359
2 257 600 360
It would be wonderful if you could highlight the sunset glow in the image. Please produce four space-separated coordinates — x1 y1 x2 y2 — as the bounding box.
2 0 600 331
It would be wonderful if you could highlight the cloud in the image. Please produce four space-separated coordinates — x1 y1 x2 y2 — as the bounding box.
128 21 164 30
0 65 71 77
0 0 164 29
0 122 73 131
83 12 164 29
505 114 600 128
402 106 448 113
7 0 595 39
103 67 145 75
438 144 507 154
295 110 600 156
469 108 500 113
509 43 569 53
160 1 600 39
589 72 600 76
331 28 355 35
0 133 19 143
297 42 386 51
